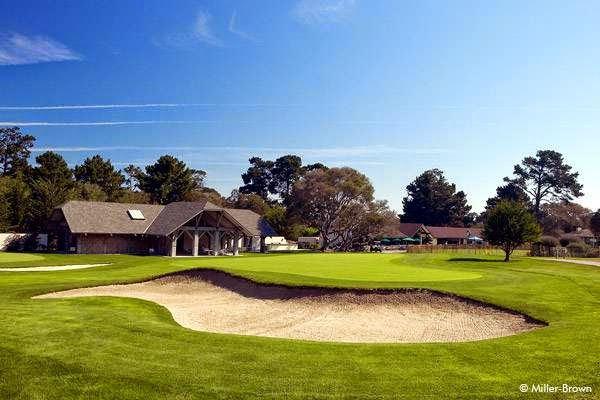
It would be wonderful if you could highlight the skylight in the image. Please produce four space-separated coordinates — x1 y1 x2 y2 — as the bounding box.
127 209 145 220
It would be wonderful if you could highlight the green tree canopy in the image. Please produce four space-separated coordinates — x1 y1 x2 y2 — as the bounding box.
240 157 274 200
269 155 303 203
401 169 471 226
290 167 374 250
137 155 199 204
29 151 74 231
486 182 532 210
227 189 271 215
483 201 541 262
123 164 143 190
0 127 35 176
539 201 591 236
73 155 125 201
504 150 583 217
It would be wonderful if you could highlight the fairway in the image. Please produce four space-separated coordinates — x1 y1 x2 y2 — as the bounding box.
0 252 598 399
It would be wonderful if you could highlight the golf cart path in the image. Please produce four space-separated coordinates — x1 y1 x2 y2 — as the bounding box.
539 258 600 267
0 263 110 272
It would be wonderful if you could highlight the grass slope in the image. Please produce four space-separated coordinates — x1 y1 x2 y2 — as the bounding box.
0 252 598 399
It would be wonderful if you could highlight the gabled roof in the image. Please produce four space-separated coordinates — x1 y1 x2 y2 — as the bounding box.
145 201 212 236
398 221 483 239
54 200 277 238
224 209 278 237
53 201 164 235
398 223 427 237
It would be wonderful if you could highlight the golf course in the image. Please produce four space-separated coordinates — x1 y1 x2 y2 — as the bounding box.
0 252 598 399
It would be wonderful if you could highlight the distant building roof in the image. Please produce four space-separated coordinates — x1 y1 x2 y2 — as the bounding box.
52 200 276 237
398 223 426 237
399 221 483 240
573 228 595 238
425 226 483 239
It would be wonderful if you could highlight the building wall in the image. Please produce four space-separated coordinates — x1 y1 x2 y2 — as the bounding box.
76 234 157 254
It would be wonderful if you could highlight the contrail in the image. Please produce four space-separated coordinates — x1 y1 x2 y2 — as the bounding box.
0 120 248 126
0 103 301 110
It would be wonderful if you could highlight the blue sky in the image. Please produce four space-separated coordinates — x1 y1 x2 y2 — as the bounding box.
1 0 598 212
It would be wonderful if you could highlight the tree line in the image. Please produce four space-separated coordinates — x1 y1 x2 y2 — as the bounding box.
1 126 598 254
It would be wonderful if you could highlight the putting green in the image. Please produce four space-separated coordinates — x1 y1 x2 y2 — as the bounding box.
172 253 482 283
0 252 45 264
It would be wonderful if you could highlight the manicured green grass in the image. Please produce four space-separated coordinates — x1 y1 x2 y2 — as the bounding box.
0 252 598 399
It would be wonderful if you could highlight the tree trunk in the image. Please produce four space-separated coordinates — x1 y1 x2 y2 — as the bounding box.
320 235 329 252
504 244 511 262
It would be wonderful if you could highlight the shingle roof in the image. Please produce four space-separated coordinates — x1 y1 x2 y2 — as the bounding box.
57 201 164 234
399 221 483 239
398 223 426 237
224 209 278 237
145 201 210 236
55 200 277 237
573 229 595 238
425 226 483 239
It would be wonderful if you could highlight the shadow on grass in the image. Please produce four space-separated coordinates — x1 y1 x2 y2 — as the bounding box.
448 258 509 263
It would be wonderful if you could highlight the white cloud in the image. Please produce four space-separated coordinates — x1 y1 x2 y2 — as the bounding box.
0 33 81 66
228 11 254 40
153 10 223 48
292 0 356 24
193 10 223 47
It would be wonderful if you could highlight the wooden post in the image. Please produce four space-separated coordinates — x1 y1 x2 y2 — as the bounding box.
233 230 240 256
170 233 178 257
192 230 199 257
213 230 220 256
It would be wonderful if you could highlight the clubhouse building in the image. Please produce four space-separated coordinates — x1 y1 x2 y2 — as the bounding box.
48 200 277 256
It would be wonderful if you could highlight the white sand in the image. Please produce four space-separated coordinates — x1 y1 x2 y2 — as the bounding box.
0 263 109 272
36 270 543 343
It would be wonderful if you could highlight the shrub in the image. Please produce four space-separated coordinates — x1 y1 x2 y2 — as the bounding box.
566 241 590 257
537 236 559 247
559 234 579 248
566 241 588 251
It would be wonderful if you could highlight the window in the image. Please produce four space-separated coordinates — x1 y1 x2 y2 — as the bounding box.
127 209 145 220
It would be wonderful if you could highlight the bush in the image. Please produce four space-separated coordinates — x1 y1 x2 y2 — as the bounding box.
537 236 559 247
566 241 590 257
566 241 588 251
559 234 580 247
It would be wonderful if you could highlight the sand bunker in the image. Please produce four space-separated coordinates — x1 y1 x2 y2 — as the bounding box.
0 263 110 272
36 269 544 343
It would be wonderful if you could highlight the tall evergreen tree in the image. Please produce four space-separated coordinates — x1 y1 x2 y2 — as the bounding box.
505 150 583 218
269 155 303 204
239 157 274 200
0 127 35 176
137 155 198 204
401 169 471 226
73 155 125 201
29 152 74 230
